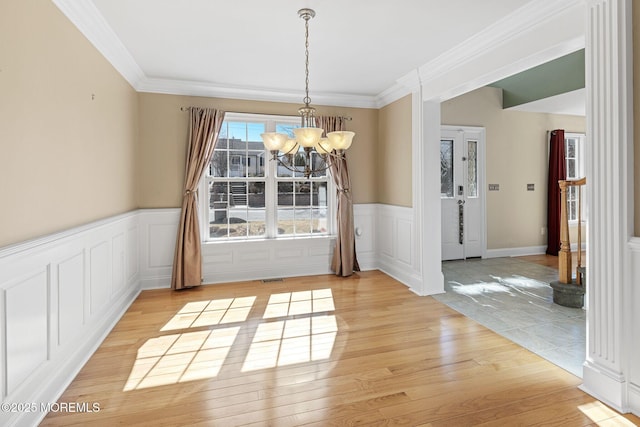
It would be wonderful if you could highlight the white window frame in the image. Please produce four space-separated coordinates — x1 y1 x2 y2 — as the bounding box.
564 132 586 224
198 112 335 242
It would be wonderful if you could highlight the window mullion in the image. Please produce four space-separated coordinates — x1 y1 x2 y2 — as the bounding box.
265 120 277 238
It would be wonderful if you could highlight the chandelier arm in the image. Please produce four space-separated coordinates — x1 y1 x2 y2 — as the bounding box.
268 152 337 179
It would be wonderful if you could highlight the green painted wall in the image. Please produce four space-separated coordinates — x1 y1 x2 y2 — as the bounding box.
490 49 585 108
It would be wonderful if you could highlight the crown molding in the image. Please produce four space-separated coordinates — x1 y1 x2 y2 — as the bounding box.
375 83 413 109
430 34 585 103
373 0 585 108
52 0 145 89
137 78 379 109
53 0 584 110
417 0 585 86
51 0 378 109
374 69 420 108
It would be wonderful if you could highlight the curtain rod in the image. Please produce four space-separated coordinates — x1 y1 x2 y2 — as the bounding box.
180 107 352 121
547 130 585 135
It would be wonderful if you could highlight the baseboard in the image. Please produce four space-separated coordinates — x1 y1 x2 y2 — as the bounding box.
581 361 628 414
140 275 172 290
377 259 422 292
485 245 547 258
628 382 640 417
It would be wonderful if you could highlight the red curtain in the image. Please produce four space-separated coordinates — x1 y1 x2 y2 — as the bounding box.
546 129 566 256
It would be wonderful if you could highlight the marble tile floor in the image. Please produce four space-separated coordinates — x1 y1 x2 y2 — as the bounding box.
433 257 585 378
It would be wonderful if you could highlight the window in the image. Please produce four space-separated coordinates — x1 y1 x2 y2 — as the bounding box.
565 133 586 222
440 139 454 198
201 113 333 241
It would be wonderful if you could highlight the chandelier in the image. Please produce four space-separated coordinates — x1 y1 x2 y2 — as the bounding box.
260 8 355 178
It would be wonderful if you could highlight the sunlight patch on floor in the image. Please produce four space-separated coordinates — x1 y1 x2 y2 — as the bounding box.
449 281 513 297
123 327 240 391
243 289 337 372
124 289 337 390
161 296 256 331
578 401 638 425
493 275 549 289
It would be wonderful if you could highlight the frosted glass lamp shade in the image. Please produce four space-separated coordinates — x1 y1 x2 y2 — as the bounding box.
261 132 289 151
326 131 355 150
315 137 333 154
293 127 324 148
281 138 298 154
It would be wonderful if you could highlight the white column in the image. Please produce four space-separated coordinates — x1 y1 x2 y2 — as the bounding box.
582 0 634 413
418 100 445 295
398 70 445 296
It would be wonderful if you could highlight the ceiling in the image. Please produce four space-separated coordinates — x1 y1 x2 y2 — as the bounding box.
53 0 585 113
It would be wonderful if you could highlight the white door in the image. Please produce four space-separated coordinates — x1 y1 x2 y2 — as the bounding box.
441 126 485 261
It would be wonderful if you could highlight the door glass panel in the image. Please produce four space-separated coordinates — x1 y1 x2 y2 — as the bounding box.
467 140 478 198
440 139 454 198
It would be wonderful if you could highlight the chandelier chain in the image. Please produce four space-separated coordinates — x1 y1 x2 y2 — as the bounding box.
303 16 311 106
260 8 354 179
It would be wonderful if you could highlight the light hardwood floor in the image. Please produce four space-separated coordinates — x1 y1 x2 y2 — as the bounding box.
42 270 639 426
517 252 586 271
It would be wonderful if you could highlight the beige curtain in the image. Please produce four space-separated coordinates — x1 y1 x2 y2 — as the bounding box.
171 107 225 290
316 116 360 276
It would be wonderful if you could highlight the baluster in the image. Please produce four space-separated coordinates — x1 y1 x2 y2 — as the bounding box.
558 180 572 284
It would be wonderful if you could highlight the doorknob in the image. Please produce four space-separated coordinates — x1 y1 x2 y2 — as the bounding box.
457 200 465 205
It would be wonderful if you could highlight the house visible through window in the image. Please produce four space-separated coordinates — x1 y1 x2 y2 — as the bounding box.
565 133 586 222
201 113 333 241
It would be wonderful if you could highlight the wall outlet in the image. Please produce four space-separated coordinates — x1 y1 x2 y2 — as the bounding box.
527 184 535 191
488 184 499 191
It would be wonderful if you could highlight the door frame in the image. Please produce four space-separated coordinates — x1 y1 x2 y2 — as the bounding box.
441 125 487 259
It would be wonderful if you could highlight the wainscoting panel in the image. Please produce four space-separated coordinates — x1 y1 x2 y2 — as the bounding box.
353 204 376 270
375 204 422 291
57 252 85 347
126 225 139 284
0 212 140 427
275 247 305 259
89 241 110 317
138 209 180 289
112 232 126 296
139 206 380 287
201 238 334 285
378 213 394 259
396 218 413 266
4 270 49 397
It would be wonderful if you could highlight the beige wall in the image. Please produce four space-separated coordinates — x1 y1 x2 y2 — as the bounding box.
442 87 586 250
0 0 138 248
377 95 413 207
137 93 378 207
